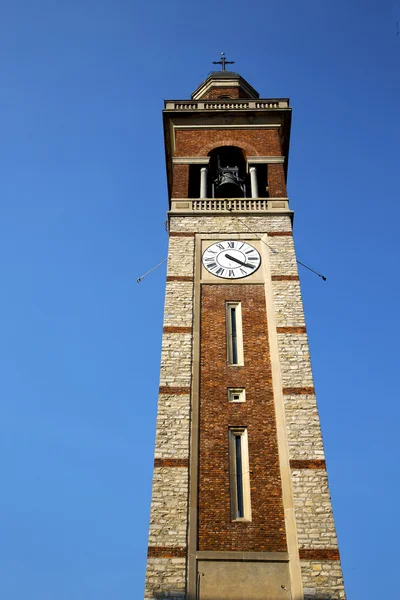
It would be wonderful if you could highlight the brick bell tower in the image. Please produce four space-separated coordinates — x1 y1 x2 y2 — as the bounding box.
144 57 346 600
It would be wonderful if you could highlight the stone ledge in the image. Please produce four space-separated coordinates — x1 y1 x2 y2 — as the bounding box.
196 551 289 562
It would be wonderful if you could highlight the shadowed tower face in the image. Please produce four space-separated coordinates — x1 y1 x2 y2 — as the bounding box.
144 61 346 600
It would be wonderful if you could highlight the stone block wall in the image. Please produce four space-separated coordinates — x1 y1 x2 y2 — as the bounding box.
163 281 193 328
145 210 345 599
269 221 346 599
147 467 189 548
272 280 305 328
301 561 345 600
144 229 195 600
277 332 314 388
145 557 186 600
154 393 190 459
283 393 324 460
291 469 338 549
159 333 192 388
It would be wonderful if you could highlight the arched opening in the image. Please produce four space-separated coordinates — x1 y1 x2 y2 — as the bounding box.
208 146 247 198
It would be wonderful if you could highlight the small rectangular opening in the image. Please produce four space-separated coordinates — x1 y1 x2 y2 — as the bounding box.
257 164 269 198
228 388 246 403
188 164 201 198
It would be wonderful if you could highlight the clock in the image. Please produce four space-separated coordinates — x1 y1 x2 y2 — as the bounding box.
202 240 261 279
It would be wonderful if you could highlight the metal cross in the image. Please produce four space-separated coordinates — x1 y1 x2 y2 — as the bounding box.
212 52 235 71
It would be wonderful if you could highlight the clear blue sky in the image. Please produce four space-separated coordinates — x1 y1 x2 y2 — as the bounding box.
0 1 399 598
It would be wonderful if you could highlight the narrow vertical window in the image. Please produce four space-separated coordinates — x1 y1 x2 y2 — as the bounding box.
235 434 244 517
230 306 238 363
229 428 251 521
226 302 243 365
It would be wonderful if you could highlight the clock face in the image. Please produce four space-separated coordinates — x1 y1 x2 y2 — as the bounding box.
202 241 261 279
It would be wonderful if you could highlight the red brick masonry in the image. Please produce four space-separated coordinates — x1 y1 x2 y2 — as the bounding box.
163 326 192 334
169 231 195 237
154 458 189 468
148 546 187 558
172 129 287 198
166 276 194 282
290 460 326 470
271 275 299 281
299 549 340 561
267 231 293 237
277 326 307 334
282 387 315 395
159 386 191 395
175 129 282 158
198 284 287 553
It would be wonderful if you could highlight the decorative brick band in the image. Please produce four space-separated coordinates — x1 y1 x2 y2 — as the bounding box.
267 231 293 237
163 326 192 334
148 546 187 558
154 458 189 468
282 387 315 395
299 549 340 561
159 386 191 395
277 326 306 334
271 275 299 281
290 460 326 470
166 276 194 282
169 232 195 237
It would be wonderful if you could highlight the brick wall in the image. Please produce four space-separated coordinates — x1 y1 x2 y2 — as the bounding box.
172 130 286 199
198 284 287 552
175 128 282 158
268 163 287 197
171 164 189 198
200 86 241 99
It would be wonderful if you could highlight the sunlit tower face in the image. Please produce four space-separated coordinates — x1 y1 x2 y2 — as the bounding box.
144 59 346 600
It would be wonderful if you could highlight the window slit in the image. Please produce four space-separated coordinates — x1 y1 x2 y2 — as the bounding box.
231 306 238 364
235 435 244 518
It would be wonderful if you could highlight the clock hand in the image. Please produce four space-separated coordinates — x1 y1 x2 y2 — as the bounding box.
225 253 255 269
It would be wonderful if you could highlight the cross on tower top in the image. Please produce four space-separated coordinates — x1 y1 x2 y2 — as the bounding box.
212 52 235 71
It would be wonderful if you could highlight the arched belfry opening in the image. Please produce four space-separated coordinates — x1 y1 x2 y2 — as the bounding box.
209 146 247 198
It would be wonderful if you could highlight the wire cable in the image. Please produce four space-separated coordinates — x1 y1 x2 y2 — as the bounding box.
137 258 167 283
227 207 326 281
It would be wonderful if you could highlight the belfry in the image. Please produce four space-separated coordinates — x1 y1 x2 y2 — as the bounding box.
144 58 346 600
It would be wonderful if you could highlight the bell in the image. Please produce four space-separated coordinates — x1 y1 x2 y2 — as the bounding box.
215 167 244 198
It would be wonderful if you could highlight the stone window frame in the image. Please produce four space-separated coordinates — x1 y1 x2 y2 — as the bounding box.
226 302 244 366
229 427 252 522
228 388 246 403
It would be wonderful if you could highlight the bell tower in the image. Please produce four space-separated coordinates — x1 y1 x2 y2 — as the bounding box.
144 58 346 600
